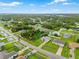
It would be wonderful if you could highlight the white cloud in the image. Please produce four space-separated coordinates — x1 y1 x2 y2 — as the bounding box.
63 2 77 5
29 4 35 6
54 0 67 3
0 2 22 6
47 2 54 5
47 0 67 5
63 2 72 5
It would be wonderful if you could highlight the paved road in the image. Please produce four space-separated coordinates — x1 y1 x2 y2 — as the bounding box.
20 40 67 59
0 27 67 59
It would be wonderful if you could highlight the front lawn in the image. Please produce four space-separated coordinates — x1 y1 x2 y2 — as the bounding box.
42 41 59 54
61 45 70 58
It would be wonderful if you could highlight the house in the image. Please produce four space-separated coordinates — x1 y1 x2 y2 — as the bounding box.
0 52 6 59
0 42 4 47
73 28 79 31
8 37 13 42
41 36 50 42
63 33 71 38
52 39 65 47
0 51 16 59
0 38 5 40
48 31 60 37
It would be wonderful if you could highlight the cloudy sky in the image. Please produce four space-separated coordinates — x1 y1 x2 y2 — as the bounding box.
0 0 79 13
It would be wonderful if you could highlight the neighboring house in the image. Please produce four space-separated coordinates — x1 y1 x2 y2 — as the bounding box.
49 31 60 37
73 28 79 31
0 51 16 59
0 38 5 40
41 36 50 42
53 31 60 36
0 42 4 47
19 30 26 33
63 33 71 38
52 39 65 47
0 52 6 59
8 37 14 42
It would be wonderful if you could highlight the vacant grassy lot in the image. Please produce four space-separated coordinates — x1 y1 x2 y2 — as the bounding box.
23 38 43 46
42 41 59 54
74 48 79 59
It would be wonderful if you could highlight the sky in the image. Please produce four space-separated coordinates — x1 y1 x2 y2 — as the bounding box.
0 0 79 13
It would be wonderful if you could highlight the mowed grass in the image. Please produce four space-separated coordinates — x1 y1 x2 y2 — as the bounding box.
61 45 70 58
27 52 48 59
23 38 43 46
24 48 33 55
0 38 8 43
0 34 5 38
74 48 79 59
2 43 19 53
42 41 59 54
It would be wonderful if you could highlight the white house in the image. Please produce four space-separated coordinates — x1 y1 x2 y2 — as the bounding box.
41 36 50 42
63 33 71 38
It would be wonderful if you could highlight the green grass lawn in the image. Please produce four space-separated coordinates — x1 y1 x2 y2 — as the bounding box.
23 38 43 46
27 52 48 59
74 48 79 59
42 41 59 54
0 38 8 43
14 42 25 49
2 43 19 53
61 45 70 58
0 34 5 38
24 48 32 55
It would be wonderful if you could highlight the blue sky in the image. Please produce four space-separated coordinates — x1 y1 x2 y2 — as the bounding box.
0 0 79 13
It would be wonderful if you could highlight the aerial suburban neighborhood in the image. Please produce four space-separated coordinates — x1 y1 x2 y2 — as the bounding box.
0 14 79 59
0 0 79 59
